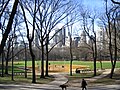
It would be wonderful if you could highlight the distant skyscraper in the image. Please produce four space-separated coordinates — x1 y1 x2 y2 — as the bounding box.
97 29 106 50
54 27 66 47
54 29 59 45
34 30 39 47
80 31 87 44
61 27 66 46
74 37 80 47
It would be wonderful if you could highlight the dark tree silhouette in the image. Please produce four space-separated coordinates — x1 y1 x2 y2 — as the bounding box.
111 0 120 4
0 0 19 55
20 0 37 83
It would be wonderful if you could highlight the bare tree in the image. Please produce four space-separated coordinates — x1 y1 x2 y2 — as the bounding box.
111 0 120 4
67 24 75 76
0 0 11 18
34 0 77 77
80 8 98 76
0 0 19 55
66 14 77 76
20 0 37 83
102 0 120 78
110 11 120 78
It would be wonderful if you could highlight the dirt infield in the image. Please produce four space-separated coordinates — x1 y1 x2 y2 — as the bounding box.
48 64 89 73
29 64 89 74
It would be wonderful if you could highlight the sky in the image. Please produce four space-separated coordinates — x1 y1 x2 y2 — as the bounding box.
0 0 114 42
83 0 104 9
70 0 106 37
82 0 106 14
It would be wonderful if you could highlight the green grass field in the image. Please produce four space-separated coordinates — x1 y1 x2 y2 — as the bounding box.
0 74 54 84
0 60 120 84
1 60 120 73
13 60 120 70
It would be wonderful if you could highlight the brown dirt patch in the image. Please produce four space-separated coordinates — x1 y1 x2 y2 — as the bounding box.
48 64 89 73
29 64 89 73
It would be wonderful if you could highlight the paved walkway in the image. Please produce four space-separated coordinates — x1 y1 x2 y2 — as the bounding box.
0 69 120 90
86 69 111 81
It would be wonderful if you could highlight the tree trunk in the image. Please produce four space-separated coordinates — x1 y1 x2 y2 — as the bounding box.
100 60 103 70
94 39 97 76
41 41 45 78
1 51 4 77
29 42 36 83
11 39 14 81
25 45 27 78
5 42 10 74
45 50 49 77
110 19 117 78
93 57 96 76
45 37 49 77
70 37 73 76
0 0 19 55
110 62 116 78
5 58 9 74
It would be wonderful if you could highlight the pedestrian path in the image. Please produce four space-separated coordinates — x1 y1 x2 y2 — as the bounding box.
0 69 120 90
49 73 68 86
86 69 111 82
0 73 68 90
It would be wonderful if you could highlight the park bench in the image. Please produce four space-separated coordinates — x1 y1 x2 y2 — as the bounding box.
75 68 92 73
14 72 25 76
18 67 30 71
59 84 68 90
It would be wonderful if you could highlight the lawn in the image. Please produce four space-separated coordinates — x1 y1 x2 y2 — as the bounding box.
66 69 120 87
89 69 120 86
0 60 120 85
0 74 54 84
8 60 120 71
1 60 120 73
45 60 120 70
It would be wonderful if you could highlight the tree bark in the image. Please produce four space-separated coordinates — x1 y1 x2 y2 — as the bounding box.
110 19 117 78
111 0 120 4
45 36 49 77
20 2 36 83
94 40 97 76
41 42 45 78
70 37 73 76
0 0 19 55
5 40 11 74
29 42 36 83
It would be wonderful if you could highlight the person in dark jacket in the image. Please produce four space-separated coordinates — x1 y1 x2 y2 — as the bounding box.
81 79 87 90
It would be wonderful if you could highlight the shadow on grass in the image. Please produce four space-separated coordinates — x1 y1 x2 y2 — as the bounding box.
0 74 55 84
90 70 120 85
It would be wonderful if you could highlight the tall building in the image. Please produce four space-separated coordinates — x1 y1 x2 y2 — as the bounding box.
97 29 103 50
54 27 66 47
81 31 87 43
34 30 39 47
78 31 87 46
74 36 80 47
96 28 107 51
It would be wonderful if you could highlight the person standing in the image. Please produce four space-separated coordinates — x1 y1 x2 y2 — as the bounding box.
81 79 87 90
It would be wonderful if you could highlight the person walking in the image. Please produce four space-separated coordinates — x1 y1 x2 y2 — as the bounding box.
81 79 87 90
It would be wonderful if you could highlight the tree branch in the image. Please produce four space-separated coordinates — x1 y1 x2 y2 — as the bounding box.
111 0 120 4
